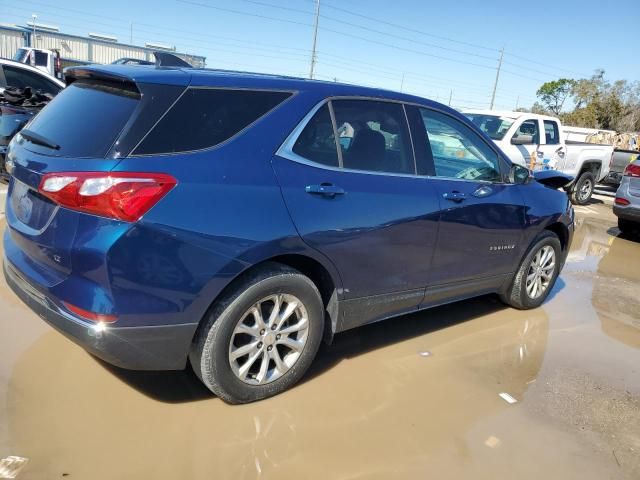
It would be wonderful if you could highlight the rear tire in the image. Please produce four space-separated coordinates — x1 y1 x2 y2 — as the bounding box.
570 171 595 205
500 231 562 310
190 263 324 404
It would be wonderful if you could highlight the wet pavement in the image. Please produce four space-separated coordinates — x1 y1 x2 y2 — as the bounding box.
1 193 639 479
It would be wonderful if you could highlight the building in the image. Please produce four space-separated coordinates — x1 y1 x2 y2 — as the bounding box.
0 24 206 67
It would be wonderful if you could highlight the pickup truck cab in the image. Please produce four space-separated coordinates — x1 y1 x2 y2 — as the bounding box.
464 110 614 204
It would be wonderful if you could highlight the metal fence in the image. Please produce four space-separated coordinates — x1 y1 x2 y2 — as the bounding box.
0 25 206 67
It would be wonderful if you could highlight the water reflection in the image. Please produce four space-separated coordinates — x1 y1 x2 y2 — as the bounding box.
6 296 549 479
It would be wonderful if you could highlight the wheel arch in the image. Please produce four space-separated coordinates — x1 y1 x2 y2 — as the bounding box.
193 251 343 348
544 222 569 252
578 160 602 179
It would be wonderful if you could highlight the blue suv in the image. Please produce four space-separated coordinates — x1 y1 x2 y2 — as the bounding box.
3 64 574 403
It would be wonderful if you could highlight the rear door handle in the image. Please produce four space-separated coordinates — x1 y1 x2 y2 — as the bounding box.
305 183 345 197
443 191 466 203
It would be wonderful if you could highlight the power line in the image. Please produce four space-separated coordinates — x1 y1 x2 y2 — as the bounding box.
299 0 498 53
15 0 313 53
308 0 320 78
490 48 504 110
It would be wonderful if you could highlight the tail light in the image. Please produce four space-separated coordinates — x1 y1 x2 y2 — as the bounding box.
39 172 177 222
623 163 640 177
63 302 117 323
615 197 630 206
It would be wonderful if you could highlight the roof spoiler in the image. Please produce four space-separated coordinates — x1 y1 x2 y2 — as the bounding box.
153 51 192 68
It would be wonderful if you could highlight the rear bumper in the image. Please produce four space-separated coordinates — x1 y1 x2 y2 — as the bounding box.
4 258 198 370
613 205 640 223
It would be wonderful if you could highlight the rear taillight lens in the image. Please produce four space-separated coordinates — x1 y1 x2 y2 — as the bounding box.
615 197 630 206
39 172 177 222
624 163 640 177
63 302 118 323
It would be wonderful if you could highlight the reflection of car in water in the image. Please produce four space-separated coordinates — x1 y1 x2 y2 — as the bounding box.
593 236 640 349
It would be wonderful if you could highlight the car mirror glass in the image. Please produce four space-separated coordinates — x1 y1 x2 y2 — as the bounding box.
510 164 532 184
511 134 534 145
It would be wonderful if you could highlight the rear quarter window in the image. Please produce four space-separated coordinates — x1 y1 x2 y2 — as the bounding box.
133 88 292 155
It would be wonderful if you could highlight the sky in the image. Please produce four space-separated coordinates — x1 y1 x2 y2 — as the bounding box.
2 0 638 111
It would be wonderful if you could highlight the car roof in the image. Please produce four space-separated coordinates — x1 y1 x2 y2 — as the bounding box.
67 63 454 109
0 58 66 88
463 109 557 122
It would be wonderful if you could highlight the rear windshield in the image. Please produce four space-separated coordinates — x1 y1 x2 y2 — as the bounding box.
23 80 139 158
133 88 291 155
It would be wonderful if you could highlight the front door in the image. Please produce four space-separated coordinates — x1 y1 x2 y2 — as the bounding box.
273 99 440 318
412 106 527 287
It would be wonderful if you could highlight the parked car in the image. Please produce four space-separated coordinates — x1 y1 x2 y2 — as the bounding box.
3 64 574 403
614 159 640 234
464 110 614 204
0 59 65 182
602 149 639 186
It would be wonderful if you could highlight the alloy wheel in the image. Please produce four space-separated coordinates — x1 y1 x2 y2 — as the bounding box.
228 294 309 385
579 178 593 202
525 245 556 299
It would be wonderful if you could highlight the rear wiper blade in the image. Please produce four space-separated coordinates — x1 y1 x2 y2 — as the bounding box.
19 129 60 150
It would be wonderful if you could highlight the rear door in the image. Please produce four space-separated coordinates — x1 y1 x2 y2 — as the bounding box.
411 106 527 291
273 98 440 325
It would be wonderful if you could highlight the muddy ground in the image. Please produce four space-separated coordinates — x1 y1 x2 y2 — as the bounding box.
1 191 639 479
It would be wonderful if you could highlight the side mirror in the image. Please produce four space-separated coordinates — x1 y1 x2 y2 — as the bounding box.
511 134 534 145
510 164 532 185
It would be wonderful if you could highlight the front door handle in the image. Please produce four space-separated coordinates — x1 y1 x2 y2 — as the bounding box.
305 183 345 197
443 191 466 203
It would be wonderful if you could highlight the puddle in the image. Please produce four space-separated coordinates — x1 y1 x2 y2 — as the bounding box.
0 204 639 479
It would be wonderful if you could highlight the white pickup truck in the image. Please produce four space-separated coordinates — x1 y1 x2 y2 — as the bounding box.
464 110 614 205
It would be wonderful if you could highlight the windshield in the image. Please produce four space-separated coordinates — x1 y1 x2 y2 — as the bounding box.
464 113 515 140
12 48 29 63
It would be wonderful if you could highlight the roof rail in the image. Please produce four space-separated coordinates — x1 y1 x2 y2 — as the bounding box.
153 51 192 68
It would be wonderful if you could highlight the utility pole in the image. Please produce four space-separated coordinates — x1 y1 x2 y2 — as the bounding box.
130 22 133 44
448 89 453 106
489 47 504 110
31 14 37 47
308 0 320 79
515 95 520 110
400 72 405 92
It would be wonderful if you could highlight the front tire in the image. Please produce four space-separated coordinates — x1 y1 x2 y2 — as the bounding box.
500 231 562 310
570 171 595 205
190 263 324 404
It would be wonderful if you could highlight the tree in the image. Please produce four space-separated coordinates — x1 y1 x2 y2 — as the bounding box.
536 78 576 114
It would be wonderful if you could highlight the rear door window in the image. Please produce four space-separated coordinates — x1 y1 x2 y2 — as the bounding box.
332 99 414 174
134 88 291 155
22 80 139 157
543 120 560 144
